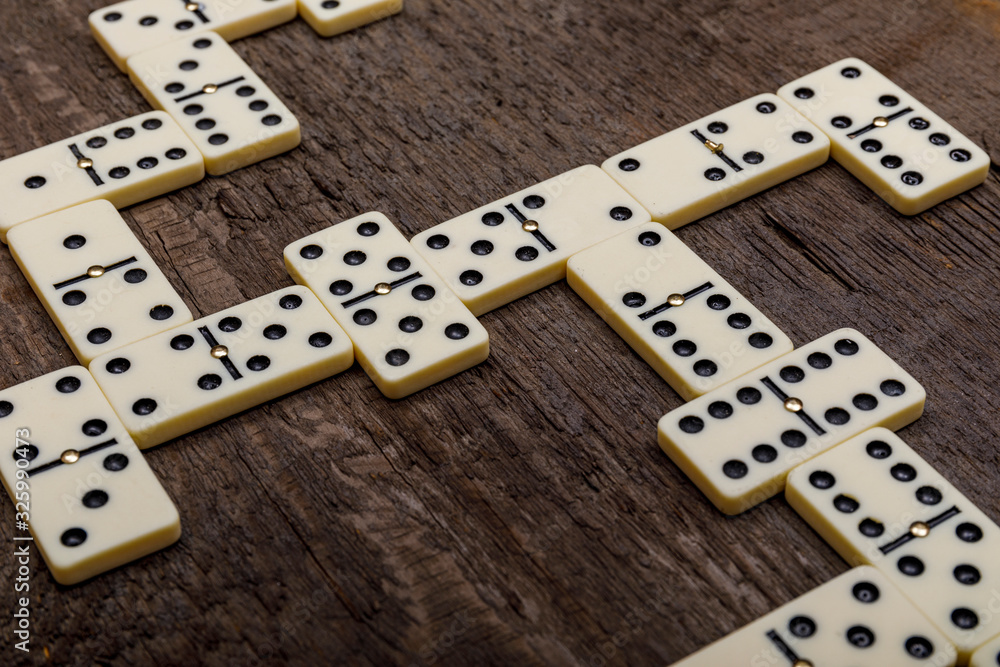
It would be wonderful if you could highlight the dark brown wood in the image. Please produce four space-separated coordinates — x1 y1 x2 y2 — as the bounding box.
1 0 999 664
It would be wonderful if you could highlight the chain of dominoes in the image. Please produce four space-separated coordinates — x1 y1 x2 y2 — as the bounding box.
0 3 996 665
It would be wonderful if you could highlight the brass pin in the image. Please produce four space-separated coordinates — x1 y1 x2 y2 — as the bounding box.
784 397 804 413
61 449 80 464
793 661 813 667
87 265 105 278
374 283 392 295
704 139 724 154
667 293 685 307
873 116 889 128
202 83 218 94
522 220 539 233
211 345 229 359
77 157 93 169
910 521 931 538
185 2 200 11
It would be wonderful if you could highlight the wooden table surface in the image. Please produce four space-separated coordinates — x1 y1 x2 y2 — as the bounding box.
1 0 999 664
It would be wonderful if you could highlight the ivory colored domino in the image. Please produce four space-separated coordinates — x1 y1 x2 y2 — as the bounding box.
89 0 297 71
567 222 792 400
284 212 489 399
777 58 989 215
787 429 1000 662
127 32 300 176
7 201 193 365
298 0 403 38
672 566 956 666
970 635 1000 667
658 329 925 515
602 93 830 229
90 286 354 448
411 165 652 316
0 111 204 242
0 367 180 585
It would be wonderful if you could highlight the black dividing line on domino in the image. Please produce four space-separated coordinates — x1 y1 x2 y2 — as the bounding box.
53 257 139 290
27 439 118 476
690 129 742 172
341 272 423 309
198 326 243 380
68 143 103 186
638 282 714 321
760 377 826 436
179 0 210 24
764 630 803 664
847 107 914 139
504 204 556 252
878 506 961 555
174 76 246 103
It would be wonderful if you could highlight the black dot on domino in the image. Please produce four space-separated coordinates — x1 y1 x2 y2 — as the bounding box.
707 121 727 134
956 523 983 542
56 376 82 393
915 486 941 505
106 358 131 374
853 581 880 603
179 60 198 71
951 608 979 629
330 280 352 296
846 625 875 648
727 313 750 329
833 494 859 513
399 316 422 333
171 334 195 350
149 305 174 321
707 294 730 310
678 416 703 434
412 285 435 301
722 460 747 479
824 407 850 425
263 324 287 340
693 360 717 377
208 134 229 145
523 195 545 209
673 340 696 357
610 207 633 221
898 555 924 576
82 419 107 437
387 256 410 272
471 240 493 256
515 247 538 262
197 375 222 391
309 332 333 348
781 430 806 448
704 168 725 181
866 440 892 458
87 328 112 345
638 231 660 246
249 100 269 112
737 387 761 404
841 66 861 78
792 131 814 143
755 101 776 114
63 234 86 249
831 116 852 129
707 401 732 419
880 380 906 396
752 445 776 463
82 490 109 508
652 321 675 337
481 212 503 226
0 401 13 419
247 355 270 372
280 295 302 310
426 234 449 249
808 352 832 369
61 528 87 547
218 316 242 332
622 292 646 308
809 470 835 489
859 518 884 537
904 637 934 659
779 366 804 383
890 463 916 482
103 453 129 471
954 564 981 585
793 87 814 99
460 270 482 286
300 244 323 259
618 158 640 172
24 176 46 189
63 290 86 306
385 349 409 367
445 324 470 340
861 139 882 153
789 616 816 638
354 309 376 326
343 251 366 266
852 393 878 410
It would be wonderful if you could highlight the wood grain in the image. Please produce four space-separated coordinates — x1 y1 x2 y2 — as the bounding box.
1 0 999 664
